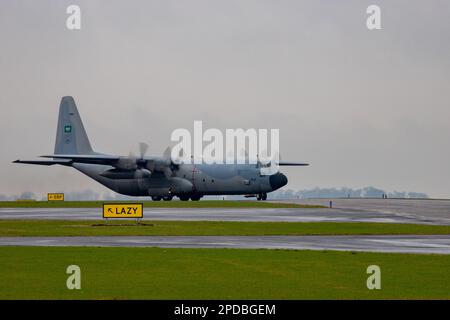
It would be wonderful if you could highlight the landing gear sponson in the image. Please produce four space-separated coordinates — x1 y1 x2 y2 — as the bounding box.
151 194 203 201
148 193 269 201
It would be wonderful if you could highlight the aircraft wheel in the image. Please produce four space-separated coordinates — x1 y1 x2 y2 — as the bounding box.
190 195 201 201
257 194 262 201
152 196 162 201
179 195 190 201
163 195 173 201
262 193 267 201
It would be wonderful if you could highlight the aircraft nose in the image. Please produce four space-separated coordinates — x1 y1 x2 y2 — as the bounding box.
269 172 288 190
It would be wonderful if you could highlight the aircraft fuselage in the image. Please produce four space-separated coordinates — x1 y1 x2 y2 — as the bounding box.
74 162 287 199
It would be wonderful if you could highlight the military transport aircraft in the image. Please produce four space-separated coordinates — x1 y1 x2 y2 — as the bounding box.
14 97 308 201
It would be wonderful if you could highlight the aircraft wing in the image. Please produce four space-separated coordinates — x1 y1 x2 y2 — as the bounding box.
278 162 309 166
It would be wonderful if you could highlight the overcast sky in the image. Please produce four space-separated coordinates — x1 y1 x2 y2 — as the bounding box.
1 1 449 198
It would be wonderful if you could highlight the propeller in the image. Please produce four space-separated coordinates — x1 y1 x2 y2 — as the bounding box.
134 142 152 179
257 149 280 176
139 142 148 161
117 152 137 170
115 142 151 178
135 142 151 170
115 142 181 179
161 146 182 178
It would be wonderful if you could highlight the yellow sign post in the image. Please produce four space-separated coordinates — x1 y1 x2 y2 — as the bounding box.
48 193 64 201
103 203 143 219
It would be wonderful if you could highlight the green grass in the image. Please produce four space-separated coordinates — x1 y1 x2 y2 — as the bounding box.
0 200 321 208
0 246 448 299
1 220 449 236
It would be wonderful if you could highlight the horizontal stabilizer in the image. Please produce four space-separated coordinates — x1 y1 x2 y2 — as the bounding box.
40 154 120 165
13 159 72 166
278 162 309 166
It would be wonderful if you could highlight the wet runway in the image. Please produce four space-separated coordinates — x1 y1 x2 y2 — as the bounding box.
0 203 449 225
1 235 449 254
1 200 448 254
275 198 450 225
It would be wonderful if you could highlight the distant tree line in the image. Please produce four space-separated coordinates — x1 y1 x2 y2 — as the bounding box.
267 186 428 200
0 186 428 201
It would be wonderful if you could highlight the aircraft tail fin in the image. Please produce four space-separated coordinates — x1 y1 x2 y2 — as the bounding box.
54 96 94 155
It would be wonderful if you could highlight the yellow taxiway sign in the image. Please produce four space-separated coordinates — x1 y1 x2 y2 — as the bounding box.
103 203 143 219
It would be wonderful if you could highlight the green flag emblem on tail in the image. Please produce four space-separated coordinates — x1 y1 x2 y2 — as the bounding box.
64 125 72 133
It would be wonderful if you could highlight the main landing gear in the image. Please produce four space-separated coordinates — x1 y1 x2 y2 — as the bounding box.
178 195 202 201
256 193 267 201
151 195 173 201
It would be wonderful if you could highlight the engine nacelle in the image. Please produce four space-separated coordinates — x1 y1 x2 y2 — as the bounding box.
100 168 151 180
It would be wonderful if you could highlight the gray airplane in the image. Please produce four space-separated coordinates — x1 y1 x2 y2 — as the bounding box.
14 97 308 201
